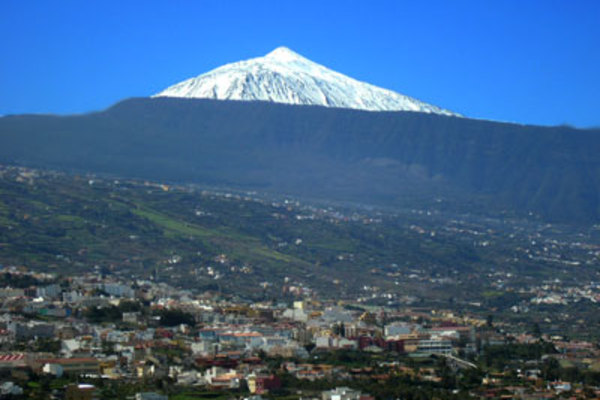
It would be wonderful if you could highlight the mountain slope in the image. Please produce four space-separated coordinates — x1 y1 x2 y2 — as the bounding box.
3 165 596 303
154 47 458 115
0 97 599 223
0 166 493 297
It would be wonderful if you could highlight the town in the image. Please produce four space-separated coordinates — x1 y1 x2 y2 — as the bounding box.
0 265 598 399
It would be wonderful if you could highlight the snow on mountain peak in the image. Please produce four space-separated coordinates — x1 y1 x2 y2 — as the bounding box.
265 46 305 61
153 47 459 116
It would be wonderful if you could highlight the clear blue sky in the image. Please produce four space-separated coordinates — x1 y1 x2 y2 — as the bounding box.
1 0 599 127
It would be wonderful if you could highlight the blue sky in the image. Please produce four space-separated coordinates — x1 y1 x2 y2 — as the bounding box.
1 0 599 127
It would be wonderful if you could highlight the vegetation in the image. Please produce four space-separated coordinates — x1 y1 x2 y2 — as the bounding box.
481 342 557 369
1 97 599 222
0 166 599 339
153 308 195 327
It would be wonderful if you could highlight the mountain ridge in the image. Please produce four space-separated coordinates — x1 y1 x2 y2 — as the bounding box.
1 97 599 223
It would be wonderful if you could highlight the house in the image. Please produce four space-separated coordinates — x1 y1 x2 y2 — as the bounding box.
551 381 572 393
103 283 134 298
8 320 55 339
65 383 97 400
61 338 83 356
203 366 241 389
322 387 372 400
384 323 412 337
37 357 100 376
123 311 142 324
42 362 64 377
247 373 281 394
135 393 168 400
0 381 23 396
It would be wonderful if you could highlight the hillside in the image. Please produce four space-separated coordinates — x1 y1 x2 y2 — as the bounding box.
1 166 598 304
1 98 599 222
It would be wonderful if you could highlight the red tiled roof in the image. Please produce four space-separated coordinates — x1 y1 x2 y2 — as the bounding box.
0 354 24 362
38 357 98 365
233 332 262 337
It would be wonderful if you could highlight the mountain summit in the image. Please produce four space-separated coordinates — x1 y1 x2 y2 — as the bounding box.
153 47 458 115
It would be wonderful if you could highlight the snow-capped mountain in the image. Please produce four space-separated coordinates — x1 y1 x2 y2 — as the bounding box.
153 47 459 116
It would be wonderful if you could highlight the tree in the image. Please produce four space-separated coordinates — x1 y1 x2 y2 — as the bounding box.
154 309 195 327
532 322 541 338
542 358 560 381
